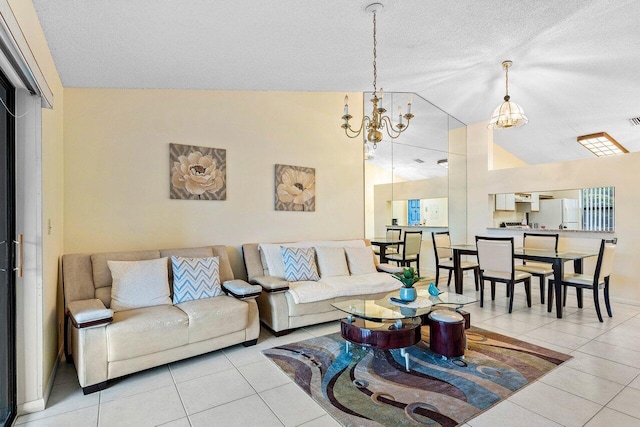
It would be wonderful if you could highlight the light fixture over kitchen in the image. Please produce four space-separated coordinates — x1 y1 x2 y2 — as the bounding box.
341 3 414 148
488 60 528 129
437 159 448 168
577 132 628 157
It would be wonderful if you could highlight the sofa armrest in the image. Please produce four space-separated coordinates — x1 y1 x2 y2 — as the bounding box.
67 299 113 329
377 263 403 274
222 279 262 299
250 276 290 293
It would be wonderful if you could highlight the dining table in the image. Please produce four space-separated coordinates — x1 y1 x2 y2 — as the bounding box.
444 244 598 319
370 237 403 264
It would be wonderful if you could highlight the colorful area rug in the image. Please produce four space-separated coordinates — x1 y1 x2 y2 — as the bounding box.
263 327 571 426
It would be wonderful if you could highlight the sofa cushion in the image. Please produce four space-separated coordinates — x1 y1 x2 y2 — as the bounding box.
106 305 189 361
171 256 223 304
176 296 249 343
108 258 172 312
287 272 400 304
91 250 161 289
281 247 319 282
344 246 377 275
315 246 349 278
259 240 366 279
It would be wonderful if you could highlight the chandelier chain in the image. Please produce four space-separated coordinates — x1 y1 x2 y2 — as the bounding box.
372 10 377 94
505 64 509 97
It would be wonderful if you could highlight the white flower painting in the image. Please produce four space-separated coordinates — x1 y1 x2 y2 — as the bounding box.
275 164 315 211
170 143 226 200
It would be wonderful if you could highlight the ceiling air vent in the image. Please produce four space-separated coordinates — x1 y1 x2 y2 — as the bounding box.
629 117 640 127
413 158 424 163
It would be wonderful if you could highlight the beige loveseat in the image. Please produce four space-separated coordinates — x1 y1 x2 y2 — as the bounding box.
62 245 261 394
242 239 402 335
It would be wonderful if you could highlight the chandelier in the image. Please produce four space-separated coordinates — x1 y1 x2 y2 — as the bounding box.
488 60 528 129
341 3 414 148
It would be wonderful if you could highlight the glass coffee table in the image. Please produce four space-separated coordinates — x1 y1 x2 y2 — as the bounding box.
332 291 477 371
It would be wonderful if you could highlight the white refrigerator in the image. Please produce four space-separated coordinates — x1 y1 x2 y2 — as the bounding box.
531 199 581 230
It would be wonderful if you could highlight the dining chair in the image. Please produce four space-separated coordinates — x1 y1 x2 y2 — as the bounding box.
431 231 480 290
514 233 559 304
548 238 617 322
373 228 402 256
475 236 532 313
386 230 423 273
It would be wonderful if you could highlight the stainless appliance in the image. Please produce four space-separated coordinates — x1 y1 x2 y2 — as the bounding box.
530 198 580 230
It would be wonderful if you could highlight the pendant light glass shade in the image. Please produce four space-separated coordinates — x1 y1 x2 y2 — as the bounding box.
488 99 528 129
488 60 528 129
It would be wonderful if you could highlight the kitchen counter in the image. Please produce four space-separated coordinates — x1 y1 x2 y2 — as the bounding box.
486 227 614 234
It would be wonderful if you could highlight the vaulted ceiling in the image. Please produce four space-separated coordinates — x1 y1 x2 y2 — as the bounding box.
34 0 640 167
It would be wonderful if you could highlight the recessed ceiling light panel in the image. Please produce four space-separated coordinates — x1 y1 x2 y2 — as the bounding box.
577 132 628 157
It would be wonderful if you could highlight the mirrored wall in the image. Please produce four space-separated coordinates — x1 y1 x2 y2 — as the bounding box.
363 91 468 246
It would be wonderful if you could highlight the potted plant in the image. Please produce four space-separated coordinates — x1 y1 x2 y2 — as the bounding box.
392 267 421 302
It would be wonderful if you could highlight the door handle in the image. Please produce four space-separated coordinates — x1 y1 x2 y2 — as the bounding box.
13 234 22 277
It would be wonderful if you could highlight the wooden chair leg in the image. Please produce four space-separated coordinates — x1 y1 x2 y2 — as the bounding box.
491 280 496 300
547 280 554 313
525 279 532 307
593 285 603 322
563 284 567 307
480 279 485 307
508 282 515 313
576 288 583 309
435 268 440 286
604 277 613 317
474 268 480 291
539 276 545 304
446 270 452 287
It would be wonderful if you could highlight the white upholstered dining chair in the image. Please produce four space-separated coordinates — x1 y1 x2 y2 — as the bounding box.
431 231 480 290
515 233 559 304
475 236 532 313
548 238 617 322
387 230 423 273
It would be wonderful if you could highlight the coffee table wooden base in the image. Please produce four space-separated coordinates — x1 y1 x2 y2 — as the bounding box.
340 317 421 371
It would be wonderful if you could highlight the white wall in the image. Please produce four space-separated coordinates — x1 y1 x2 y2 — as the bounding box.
468 121 640 304
63 89 365 277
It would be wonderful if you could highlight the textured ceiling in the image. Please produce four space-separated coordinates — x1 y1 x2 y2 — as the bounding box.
34 0 640 166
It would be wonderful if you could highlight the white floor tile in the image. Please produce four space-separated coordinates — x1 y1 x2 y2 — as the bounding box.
565 351 640 385
157 417 191 427
100 365 174 403
467 400 561 427
189 394 283 427
514 335 575 354
99 384 186 427
16 381 100 424
260 382 326 427
479 315 543 335
17 405 98 427
169 350 235 383
606 387 640 419
238 359 291 393
538 365 625 405
542 319 606 340
578 340 640 369
523 326 591 350
297 414 341 427
222 339 273 367
594 328 640 352
302 321 340 337
627 374 640 390
52 361 80 387
266 329 316 347
176 368 255 415
507 382 602 427
585 407 640 426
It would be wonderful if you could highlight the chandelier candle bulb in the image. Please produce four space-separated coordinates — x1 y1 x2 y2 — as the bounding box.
407 95 412 115
398 106 403 125
343 95 349 116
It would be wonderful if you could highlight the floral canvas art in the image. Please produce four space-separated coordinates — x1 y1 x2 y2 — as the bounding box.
275 164 315 211
170 143 226 200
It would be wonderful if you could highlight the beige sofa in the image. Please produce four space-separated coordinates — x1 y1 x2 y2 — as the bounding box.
242 239 402 335
62 245 261 394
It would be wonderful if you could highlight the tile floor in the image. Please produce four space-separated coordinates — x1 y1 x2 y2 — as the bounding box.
14 280 640 427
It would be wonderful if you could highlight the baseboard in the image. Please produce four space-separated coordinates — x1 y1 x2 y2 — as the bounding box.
17 348 62 415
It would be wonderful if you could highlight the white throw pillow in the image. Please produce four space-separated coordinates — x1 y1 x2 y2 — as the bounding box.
281 246 319 282
315 246 350 278
344 246 377 275
108 257 172 312
171 256 222 304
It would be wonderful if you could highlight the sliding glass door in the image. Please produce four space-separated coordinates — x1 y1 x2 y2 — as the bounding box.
0 69 16 427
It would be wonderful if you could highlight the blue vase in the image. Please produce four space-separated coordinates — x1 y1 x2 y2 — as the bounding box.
399 287 417 302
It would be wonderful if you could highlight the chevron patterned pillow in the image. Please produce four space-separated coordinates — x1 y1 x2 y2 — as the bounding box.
281 246 319 282
171 256 223 304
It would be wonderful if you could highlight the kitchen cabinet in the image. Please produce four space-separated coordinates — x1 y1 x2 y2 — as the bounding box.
530 192 540 211
495 193 516 211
